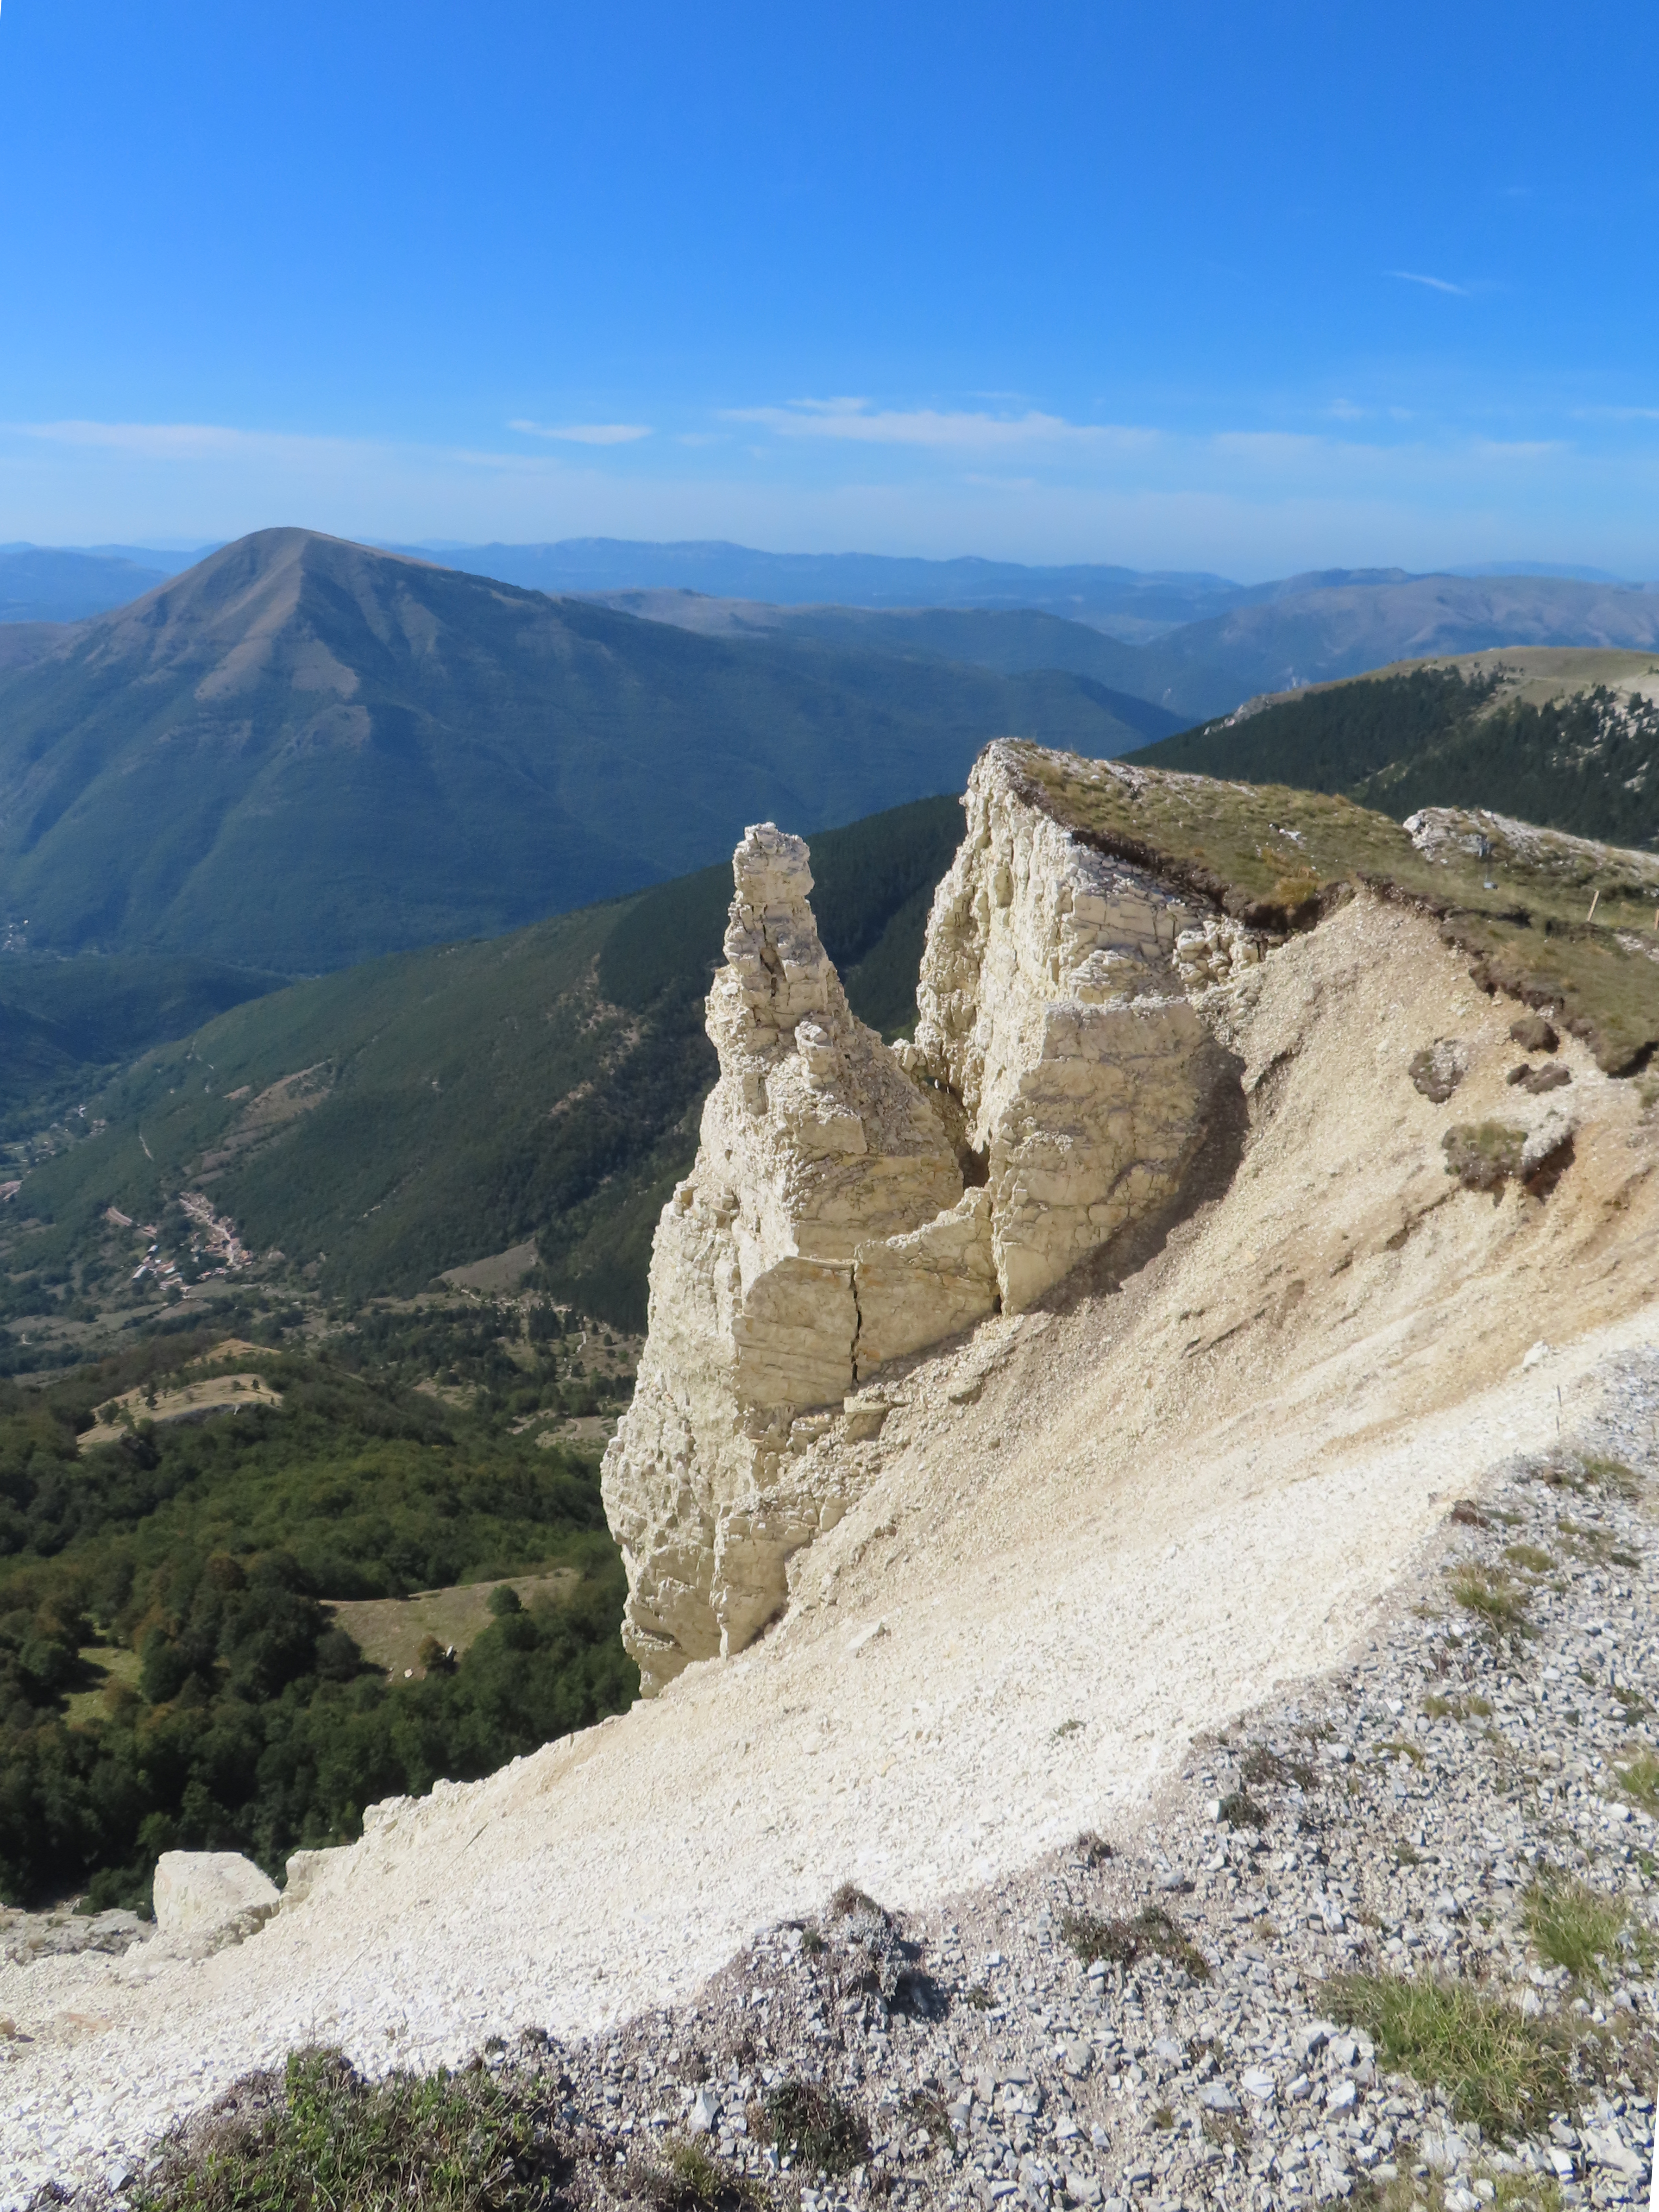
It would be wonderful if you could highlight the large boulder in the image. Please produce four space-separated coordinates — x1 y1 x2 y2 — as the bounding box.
152 1851 281 1942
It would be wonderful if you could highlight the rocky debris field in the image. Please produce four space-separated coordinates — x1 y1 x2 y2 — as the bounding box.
32 1350 1657 2212
0 1913 152 1973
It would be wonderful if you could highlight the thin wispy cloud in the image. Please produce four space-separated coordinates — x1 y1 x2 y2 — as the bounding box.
1389 270 1468 296
722 398 1156 453
14 419 570 476
14 419 334 460
509 418 652 445
1470 438 1565 460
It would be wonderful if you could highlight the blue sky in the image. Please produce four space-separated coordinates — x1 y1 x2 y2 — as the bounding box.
2 1 1658 577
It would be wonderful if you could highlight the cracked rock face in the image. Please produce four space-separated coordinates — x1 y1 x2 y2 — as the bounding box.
902 747 1237 1313
602 825 971 1694
604 762 1244 1695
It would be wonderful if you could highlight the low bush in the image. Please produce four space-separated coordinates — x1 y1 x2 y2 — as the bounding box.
758 2080 868 2176
129 2045 553 2210
1060 1905 1210 1982
1442 1122 1526 1193
1218 1788 1266 1829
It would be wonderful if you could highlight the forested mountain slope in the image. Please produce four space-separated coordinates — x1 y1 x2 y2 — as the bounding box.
11 798 962 1333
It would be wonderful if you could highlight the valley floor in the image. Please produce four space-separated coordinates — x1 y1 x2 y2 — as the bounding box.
3 893 1657 2206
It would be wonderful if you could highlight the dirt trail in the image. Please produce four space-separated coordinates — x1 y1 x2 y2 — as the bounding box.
4 893 1657 2205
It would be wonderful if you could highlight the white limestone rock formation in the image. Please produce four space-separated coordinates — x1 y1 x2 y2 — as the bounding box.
602 825 976 1694
605 758 1245 1694
901 744 1238 1310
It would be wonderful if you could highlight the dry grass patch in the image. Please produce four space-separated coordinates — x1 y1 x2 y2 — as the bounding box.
1239 1743 1317 1791
79 1371 284 1452
1374 1738 1426 1767
1351 2172 1563 2211
1420 1693 1491 1722
1060 1905 1211 1982
327 1572 577 1676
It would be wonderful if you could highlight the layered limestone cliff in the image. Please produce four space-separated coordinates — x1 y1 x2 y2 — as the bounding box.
899 746 1246 1311
603 752 1245 1692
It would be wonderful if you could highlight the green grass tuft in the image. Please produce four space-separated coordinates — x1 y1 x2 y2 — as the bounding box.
634 2137 769 2212
1614 1749 1659 1815
1448 1564 1533 1641
1503 1543 1555 1574
1522 1872 1651 1989
1329 1973 1572 2143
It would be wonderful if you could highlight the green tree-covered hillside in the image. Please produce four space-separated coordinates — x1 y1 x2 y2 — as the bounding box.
11 797 963 1334
0 1317 635 1909
1133 663 1659 850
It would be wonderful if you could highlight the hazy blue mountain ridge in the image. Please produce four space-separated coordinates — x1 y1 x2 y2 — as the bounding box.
0 544 193 623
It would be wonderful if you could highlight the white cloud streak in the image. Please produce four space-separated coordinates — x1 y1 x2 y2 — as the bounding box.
1389 270 1468 296
509 418 652 445
7 403 1659 580
721 398 1156 453
14 419 345 460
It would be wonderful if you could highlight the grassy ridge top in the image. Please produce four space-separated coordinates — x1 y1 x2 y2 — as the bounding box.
1132 660 1659 855
1011 741 1659 1074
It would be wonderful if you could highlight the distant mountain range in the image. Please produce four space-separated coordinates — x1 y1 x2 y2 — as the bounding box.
568 571 1659 723
0 529 1169 971
390 538 1248 638
0 543 201 623
5 530 1658 977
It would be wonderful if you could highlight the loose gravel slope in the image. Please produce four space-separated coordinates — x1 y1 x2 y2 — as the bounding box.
3 892 1657 2205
